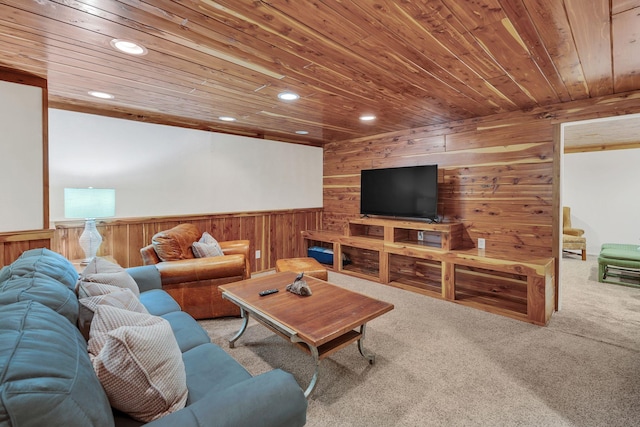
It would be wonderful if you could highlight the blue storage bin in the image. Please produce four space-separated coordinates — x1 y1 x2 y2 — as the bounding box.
308 246 334 265
307 246 351 266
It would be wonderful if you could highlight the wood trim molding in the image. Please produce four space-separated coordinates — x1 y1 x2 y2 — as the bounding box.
564 141 640 153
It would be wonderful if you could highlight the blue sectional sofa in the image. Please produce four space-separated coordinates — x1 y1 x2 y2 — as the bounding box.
0 249 307 427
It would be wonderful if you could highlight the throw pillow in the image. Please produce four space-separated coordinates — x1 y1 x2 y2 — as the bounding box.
79 257 140 297
78 287 148 340
0 248 78 291
89 305 187 422
151 223 201 262
77 281 124 299
192 231 224 258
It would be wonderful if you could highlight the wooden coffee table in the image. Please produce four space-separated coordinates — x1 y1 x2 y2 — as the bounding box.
219 272 394 397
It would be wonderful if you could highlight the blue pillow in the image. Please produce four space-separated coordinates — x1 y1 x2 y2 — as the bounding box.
0 300 114 426
0 248 78 290
0 273 79 324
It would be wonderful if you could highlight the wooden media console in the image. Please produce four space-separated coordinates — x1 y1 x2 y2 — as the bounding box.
302 218 555 326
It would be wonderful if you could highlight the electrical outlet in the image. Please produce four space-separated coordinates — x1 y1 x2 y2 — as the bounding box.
255 250 261 259
478 238 486 249
417 231 425 241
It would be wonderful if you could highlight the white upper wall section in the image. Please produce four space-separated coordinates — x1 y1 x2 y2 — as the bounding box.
563 147 640 255
48 109 323 222
0 81 43 232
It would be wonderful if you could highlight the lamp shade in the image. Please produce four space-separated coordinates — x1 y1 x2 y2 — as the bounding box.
64 188 116 219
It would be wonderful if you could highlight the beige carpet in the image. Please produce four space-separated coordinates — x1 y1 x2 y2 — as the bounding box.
199 256 640 426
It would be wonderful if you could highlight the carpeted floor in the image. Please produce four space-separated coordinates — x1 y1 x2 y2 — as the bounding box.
199 256 640 426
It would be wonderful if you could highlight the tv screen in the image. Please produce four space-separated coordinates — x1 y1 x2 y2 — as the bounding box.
360 164 438 221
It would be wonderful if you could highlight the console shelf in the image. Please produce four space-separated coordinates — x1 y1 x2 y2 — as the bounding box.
302 218 554 326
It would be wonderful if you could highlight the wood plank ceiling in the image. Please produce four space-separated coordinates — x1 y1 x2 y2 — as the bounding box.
0 0 638 146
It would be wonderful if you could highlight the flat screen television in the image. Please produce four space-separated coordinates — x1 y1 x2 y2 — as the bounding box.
360 164 438 221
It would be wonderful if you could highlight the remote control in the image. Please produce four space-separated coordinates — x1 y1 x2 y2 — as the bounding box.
259 288 279 296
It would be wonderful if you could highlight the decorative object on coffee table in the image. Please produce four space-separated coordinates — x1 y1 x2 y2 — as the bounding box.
286 272 312 296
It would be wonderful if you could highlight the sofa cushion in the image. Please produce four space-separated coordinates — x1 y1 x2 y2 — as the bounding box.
152 223 201 262
160 311 211 352
140 288 182 316
0 248 78 291
192 231 224 258
600 247 640 262
89 305 188 422
79 257 140 297
78 286 148 340
0 273 79 324
0 300 114 427
181 343 252 404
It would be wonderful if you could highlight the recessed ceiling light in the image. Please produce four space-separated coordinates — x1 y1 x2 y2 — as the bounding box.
295 130 309 135
360 114 376 121
278 91 300 101
110 39 148 56
218 116 236 122
88 91 114 99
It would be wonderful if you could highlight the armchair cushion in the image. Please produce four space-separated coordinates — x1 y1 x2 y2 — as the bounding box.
152 223 201 262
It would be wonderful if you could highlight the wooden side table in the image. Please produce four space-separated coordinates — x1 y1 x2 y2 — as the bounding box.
70 255 118 273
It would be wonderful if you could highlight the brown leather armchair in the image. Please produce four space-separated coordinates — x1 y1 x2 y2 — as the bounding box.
140 223 251 319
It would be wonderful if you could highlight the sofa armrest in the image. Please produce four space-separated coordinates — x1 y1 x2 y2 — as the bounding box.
143 369 307 427
219 240 251 278
155 254 247 286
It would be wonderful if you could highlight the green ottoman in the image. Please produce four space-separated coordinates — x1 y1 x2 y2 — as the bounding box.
598 243 640 287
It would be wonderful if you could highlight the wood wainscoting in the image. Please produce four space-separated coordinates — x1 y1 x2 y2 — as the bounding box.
0 230 54 267
52 208 322 273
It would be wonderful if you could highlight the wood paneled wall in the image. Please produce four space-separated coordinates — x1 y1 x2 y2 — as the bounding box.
0 230 54 267
52 208 322 273
323 90 640 261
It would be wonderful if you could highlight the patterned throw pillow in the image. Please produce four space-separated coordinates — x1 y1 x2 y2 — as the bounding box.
78 257 140 297
192 231 224 258
77 286 148 339
88 305 187 422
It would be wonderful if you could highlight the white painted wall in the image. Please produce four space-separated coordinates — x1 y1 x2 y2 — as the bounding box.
0 81 43 232
48 109 323 222
563 148 640 254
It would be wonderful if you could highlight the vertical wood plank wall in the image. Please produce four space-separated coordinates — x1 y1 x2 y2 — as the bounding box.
0 230 54 267
322 91 640 262
52 208 322 273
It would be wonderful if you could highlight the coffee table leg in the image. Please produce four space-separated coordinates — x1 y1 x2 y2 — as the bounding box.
357 324 376 364
291 337 320 398
229 308 249 349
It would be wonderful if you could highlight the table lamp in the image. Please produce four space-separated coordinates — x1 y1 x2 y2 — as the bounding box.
64 188 115 264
